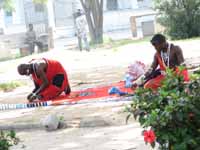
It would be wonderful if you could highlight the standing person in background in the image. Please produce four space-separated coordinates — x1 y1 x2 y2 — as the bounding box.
25 24 36 54
75 9 90 51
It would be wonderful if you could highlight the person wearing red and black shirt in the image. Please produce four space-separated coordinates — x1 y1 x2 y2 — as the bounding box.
18 58 71 102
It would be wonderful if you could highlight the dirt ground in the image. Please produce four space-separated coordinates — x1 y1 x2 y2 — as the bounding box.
0 39 200 150
0 64 152 150
0 66 151 150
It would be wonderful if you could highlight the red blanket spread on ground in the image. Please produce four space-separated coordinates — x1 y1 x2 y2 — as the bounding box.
51 81 133 103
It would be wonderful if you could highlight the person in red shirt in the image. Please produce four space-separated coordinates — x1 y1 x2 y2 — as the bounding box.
18 58 71 102
142 34 189 89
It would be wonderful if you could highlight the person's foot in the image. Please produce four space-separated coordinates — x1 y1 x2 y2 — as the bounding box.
64 85 71 95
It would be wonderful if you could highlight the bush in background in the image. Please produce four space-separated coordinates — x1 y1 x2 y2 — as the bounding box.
154 0 200 40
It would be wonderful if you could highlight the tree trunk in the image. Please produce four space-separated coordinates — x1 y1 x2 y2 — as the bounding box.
80 0 103 44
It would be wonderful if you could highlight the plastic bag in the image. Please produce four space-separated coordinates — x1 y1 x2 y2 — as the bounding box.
124 61 145 88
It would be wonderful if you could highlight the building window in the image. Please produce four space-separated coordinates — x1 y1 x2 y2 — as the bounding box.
34 3 45 12
5 11 12 17
118 0 132 10
106 0 118 11
4 10 13 25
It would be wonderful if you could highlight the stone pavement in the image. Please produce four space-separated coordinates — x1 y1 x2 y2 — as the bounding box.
2 101 151 150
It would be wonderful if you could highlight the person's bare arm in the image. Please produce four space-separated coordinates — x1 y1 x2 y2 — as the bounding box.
151 54 159 70
34 63 49 96
145 54 158 77
175 46 184 65
32 81 39 93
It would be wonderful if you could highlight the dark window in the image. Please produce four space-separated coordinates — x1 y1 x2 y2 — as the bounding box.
4 10 13 25
107 0 118 11
34 3 45 12
5 11 12 16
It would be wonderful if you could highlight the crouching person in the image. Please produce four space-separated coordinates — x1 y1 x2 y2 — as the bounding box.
18 58 71 102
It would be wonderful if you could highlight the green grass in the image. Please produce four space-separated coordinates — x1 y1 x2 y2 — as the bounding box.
173 36 200 42
90 36 151 50
190 69 200 80
89 35 200 51
0 81 26 92
0 52 35 73
0 55 22 62
90 34 200 49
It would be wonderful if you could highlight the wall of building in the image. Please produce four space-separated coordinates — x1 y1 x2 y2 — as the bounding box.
54 0 144 37
104 10 133 32
137 0 153 8
135 13 156 38
1 0 156 38
102 0 155 34
3 0 26 34
0 9 5 34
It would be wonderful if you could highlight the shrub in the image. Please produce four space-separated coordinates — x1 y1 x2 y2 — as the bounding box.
0 81 24 92
126 68 200 150
0 130 19 150
154 0 200 40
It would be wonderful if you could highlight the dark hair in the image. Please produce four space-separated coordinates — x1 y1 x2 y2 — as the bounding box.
151 34 166 45
28 24 33 27
76 11 82 17
76 9 84 18
17 64 27 75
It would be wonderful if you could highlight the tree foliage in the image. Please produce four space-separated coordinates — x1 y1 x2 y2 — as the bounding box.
0 0 14 11
0 0 47 10
33 0 48 4
154 0 200 40
80 0 104 44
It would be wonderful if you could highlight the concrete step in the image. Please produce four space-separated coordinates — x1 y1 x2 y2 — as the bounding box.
55 26 75 39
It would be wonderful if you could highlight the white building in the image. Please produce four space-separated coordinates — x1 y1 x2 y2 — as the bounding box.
0 0 155 37
0 0 26 34
0 0 156 58
103 0 156 38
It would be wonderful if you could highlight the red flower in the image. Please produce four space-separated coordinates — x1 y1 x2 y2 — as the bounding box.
189 113 194 117
189 112 195 120
143 130 156 144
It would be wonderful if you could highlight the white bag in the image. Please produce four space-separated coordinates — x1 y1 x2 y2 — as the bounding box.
42 114 59 131
126 61 146 80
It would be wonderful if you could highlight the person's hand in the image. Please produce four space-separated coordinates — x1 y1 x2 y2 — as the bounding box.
134 75 145 86
27 93 33 100
144 68 153 77
27 93 37 102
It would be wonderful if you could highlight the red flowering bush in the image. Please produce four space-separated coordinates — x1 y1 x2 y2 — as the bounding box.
126 68 200 150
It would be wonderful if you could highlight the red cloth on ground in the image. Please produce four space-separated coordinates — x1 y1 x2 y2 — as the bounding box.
52 81 133 103
31 58 69 100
